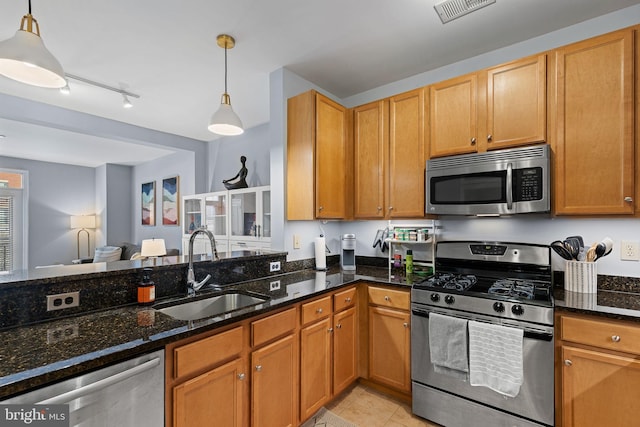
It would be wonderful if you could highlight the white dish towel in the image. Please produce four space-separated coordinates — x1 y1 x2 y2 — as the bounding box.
428 313 469 381
468 320 524 398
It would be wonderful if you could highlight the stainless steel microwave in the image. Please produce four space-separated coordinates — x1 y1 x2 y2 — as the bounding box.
426 144 550 216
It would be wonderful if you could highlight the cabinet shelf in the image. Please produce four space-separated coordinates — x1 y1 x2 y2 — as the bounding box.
387 220 437 278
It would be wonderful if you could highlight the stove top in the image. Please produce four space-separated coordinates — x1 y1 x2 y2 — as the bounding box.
411 241 554 325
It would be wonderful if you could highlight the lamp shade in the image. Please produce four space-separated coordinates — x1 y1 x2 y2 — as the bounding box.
70 215 96 229
208 94 244 136
0 23 66 88
141 239 167 257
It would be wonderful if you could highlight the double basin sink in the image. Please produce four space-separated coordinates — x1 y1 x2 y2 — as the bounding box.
154 289 270 321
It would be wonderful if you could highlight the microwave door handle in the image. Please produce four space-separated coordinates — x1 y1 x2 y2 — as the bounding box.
506 163 513 210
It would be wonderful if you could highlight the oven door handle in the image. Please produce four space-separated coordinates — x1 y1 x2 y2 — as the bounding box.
411 308 553 342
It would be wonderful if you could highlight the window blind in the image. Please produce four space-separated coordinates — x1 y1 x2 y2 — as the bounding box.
0 196 13 272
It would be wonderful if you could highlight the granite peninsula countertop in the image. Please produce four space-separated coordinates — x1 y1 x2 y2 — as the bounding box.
0 265 402 399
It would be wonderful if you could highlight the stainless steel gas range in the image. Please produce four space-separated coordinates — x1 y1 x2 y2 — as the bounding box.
411 241 554 427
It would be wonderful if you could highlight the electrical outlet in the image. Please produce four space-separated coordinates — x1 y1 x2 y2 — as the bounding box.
293 234 301 249
46 324 79 344
270 280 281 291
620 241 640 261
46 291 80 311
270 261 281 272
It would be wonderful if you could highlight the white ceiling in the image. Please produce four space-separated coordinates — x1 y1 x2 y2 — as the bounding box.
0 0 639 166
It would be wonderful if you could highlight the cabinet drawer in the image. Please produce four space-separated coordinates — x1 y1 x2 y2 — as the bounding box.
174 326 243 379
252 307 297 347
301 296 332 325
561 315 640 355
368 286 409 310
334 287 357 312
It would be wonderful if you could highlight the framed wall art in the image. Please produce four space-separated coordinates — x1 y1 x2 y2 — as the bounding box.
141 181 156 226
162 176 180 226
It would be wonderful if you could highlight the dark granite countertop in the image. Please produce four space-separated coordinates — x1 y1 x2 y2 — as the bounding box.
0 265 402 399
553 274 640 321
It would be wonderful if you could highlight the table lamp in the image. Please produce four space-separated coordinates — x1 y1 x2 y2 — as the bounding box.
70 215 96 259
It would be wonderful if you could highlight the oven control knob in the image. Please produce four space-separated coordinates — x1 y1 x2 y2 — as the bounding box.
430 293 440 302
511 304 524 316
444 295 455 305
493 302 505 313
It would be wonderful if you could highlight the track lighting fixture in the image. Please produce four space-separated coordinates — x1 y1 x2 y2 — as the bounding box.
122 93 133 109
208 34 244 136
63 73 139 109
0 0 66 88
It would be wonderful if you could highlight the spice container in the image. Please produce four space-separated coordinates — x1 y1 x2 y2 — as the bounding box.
138 268 156 305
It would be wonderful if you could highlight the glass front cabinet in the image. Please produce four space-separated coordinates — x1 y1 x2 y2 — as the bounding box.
182 186 270 255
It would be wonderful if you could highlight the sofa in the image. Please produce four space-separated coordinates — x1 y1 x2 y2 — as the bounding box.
90 242 180 263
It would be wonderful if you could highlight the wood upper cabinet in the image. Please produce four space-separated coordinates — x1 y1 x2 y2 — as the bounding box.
252 334 298 427
353 89 427 219
430 73 478 158
388 88 427 218
353 100 388 219
553 29 635 215
287 90 350 220
173 358 245 427
559 313 640 427
430 54 547 157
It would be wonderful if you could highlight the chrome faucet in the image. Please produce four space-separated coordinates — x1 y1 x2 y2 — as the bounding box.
187 227 220 297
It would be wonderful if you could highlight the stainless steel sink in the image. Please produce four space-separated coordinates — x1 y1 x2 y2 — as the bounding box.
154 290 269 321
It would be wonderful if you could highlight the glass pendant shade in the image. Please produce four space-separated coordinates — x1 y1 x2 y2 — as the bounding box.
208 93 244 136
0 15 66 89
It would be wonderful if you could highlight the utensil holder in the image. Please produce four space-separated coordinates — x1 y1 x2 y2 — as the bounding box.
565 261 597 293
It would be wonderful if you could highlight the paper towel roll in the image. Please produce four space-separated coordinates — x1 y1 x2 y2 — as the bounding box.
315 237 327 270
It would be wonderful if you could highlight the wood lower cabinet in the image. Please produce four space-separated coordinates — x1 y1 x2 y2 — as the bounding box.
333 306 358 395
173 358 245 427
553 28 635 215
558 312 640 427
300 316 332 421
368 286 411 393
252 334 298 427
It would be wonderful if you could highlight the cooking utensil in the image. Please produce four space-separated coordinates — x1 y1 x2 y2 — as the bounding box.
594 237 613 261
565 235 584 249
563 237 581 260
551 240 573 261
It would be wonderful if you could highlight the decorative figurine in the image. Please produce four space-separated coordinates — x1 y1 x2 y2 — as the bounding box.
223 155 249 190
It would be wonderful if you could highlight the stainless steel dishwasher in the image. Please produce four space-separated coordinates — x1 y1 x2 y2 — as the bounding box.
2 349 164 426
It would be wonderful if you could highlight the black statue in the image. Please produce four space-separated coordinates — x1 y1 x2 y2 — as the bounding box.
223 156 249 190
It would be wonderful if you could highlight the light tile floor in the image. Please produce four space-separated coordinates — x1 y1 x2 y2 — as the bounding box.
326 383 441 427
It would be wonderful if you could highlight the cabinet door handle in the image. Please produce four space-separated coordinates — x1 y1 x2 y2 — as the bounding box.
388 206 394 211
564 359 572 366
384 296 390 301
328 328 333 333
336 324 342 329
238 373 245 380
471 137 476 145
345 297 352 303
255 365 262 372
318 206 324 211
487 134 492 141
624 197 633 203
377 206 382 211
403 322 409 328
612 335 621 342
316 308 323 314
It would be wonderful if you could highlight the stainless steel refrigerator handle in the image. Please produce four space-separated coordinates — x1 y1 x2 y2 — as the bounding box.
37 357 161 404
506 163 513 210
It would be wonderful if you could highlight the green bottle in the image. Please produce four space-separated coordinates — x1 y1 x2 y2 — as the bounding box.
405 249 414 275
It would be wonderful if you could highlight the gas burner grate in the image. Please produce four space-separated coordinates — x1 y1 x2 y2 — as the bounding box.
488 279 537 299
423 273 477 291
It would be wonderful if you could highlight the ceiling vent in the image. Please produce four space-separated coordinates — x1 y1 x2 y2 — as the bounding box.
434 0 496 24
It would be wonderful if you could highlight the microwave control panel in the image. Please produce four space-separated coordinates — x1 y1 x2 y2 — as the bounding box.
514 167 543 201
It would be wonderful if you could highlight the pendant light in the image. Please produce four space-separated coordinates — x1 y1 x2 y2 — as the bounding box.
208 34 244 136
0 0 66 88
